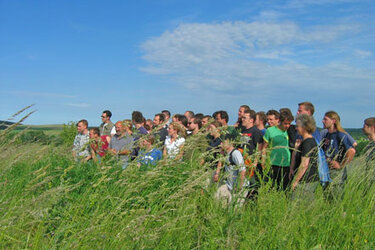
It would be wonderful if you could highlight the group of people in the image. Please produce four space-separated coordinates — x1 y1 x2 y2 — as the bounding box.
72 102 375 202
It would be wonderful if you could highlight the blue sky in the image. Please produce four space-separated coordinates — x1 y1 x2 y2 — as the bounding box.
1 0 374 127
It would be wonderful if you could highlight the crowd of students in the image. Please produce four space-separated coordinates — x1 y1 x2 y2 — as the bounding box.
72 102 375 202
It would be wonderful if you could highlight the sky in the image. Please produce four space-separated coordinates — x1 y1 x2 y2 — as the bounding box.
0 0 374 127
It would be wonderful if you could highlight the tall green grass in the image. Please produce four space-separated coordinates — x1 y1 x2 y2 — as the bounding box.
0 108 374 248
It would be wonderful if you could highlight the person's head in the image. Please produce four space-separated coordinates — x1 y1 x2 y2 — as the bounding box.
195 113 204 120
363 117 375 139
215 110 229 126
296 114 316 136
77 119 88 133
241 109 256 128
153 113 165 127
238 105 251 119
297 102 315 116
323 111 345 132
132 111 144 125
279 108 294 130
140 134 155 149
188 117 202 132
176 114 188 128
122 119 133 134
266 110 280 127
89 127 100 139
101 110 112 123
115 121 125 135
168 122 186 138
162 110 171 121
184 111 195 122
255 111 267 128
209 120 222 137
172 114 179 123
202 115 211 127
145 119 153 132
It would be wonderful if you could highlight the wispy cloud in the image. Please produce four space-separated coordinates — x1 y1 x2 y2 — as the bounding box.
141 21 371 91
353 49 372 58
4 91 76 99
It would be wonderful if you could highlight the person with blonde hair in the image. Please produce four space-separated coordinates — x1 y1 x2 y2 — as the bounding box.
163 122 186 160
322 111 356 181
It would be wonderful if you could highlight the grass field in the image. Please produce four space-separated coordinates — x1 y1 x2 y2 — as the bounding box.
0 123 374 249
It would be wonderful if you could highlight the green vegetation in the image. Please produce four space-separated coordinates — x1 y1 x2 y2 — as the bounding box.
0 109 373 248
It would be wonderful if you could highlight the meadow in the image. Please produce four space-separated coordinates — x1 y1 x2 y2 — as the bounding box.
0 111 374 249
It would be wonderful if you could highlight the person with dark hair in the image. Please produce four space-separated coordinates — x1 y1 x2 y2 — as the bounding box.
201 115 211 128
240 109 263 157
280 108 297 163
234 105 251 129
144 119 153 133
100 110 115 136
291 114 320 194
184 110 195 123
132 111 148 135
89 127 110 163
176 114 188 129
72 119 90 161
255 111 267 136
188 116 202 135
162 110 171 127
363 117 375 164
262 111 291 190
153 113 168 144
195 113 204 120
214 110 238 140
266 110 280 127
321 111 356 182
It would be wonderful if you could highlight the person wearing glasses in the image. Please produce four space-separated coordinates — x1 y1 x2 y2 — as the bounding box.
100 110 116 136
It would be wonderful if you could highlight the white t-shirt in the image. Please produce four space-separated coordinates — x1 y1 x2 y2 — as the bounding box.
165 136 185 159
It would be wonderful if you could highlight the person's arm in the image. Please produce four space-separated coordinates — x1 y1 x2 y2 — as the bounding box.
213 161 222 182
163 146 167 158
292 156 310 190
233 150 246 187
289 139 301 179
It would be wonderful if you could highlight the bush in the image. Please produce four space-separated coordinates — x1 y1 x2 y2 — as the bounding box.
60 122 77 146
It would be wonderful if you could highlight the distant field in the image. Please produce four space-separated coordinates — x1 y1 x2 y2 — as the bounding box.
13 124 64 136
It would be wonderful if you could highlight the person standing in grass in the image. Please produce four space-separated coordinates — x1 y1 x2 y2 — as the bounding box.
234 105 251 129
163 122 186 160
262 110 291 190
153 113 168 145
321 111 356 183
215 139 246 204
255 111 267 136
89 127 110 163
188 116 202 136
99 110 115 136
109 121 134 169
362 117 375 165
72 119 91 162
291 114 320 194
137 135 162 168
214 110 238 140
161 110 171 128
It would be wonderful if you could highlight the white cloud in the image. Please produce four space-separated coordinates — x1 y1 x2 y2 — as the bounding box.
140 20 373 97
353 49 372 58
